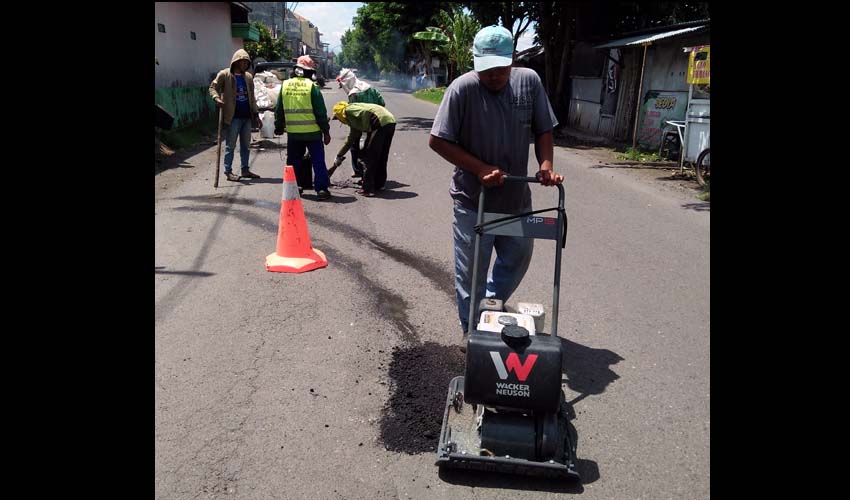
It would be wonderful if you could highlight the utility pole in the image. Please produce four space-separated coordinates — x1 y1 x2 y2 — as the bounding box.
271 2 276 38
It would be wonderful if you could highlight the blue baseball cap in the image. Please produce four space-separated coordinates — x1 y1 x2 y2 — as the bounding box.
473 25 514 72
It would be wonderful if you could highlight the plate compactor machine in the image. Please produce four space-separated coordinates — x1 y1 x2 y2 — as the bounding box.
436 176 580 480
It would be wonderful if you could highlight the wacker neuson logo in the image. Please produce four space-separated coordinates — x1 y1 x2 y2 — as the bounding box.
489 352 538 398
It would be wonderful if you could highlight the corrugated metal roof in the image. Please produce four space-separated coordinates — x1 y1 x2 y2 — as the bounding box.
594 25 707 49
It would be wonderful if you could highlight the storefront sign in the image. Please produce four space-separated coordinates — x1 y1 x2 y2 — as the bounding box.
687 45 710 84
637 90 688 150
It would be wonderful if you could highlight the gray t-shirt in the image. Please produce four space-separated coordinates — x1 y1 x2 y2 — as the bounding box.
431 67 558 213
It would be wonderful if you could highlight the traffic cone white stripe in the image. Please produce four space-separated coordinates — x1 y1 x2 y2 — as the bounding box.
282 179 300 200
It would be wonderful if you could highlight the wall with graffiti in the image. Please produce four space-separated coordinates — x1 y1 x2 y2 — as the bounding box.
636 90 688 150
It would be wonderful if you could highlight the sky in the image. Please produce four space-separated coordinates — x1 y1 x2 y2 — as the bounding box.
291 2 537 55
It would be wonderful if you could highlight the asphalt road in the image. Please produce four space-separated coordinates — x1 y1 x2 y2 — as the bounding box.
155 80 709 499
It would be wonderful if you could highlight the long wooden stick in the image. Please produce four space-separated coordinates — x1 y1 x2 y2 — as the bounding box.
214 108 223 188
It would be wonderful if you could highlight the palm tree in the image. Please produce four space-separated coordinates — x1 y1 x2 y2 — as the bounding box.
435 7 481 83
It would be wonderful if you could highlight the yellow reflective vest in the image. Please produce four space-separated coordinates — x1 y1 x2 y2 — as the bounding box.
280 78 320 134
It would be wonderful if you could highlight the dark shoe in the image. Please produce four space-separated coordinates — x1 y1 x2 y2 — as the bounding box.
225 172 241 182
241 170 260 179
356 189 375 197
317 189 331 200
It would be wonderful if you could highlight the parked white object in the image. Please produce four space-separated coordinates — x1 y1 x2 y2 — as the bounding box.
260 111 275 138
477 311 536 336
517 302 546 333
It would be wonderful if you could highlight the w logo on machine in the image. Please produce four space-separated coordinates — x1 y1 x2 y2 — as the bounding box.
489 352 539 382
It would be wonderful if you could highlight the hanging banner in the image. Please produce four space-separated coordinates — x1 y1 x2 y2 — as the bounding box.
601 49 620 116
606 48 620 94
686 45 710 84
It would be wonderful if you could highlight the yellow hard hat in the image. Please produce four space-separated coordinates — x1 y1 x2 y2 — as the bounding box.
332 101 349 124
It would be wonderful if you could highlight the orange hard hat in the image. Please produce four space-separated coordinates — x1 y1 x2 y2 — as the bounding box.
295 55 315 70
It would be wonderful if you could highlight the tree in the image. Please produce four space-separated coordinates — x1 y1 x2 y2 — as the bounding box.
244 21 283 61
527 2 574 123
412 27 449 85
339 27 376 75
603 2 710 35
463 2 534 53
340 2 454 76
528 1 710 125
435 7 481 82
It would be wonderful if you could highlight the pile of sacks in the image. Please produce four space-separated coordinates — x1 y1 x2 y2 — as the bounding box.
254 71 282 138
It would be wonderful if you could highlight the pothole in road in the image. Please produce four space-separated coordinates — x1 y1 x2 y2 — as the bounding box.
378 342 465 454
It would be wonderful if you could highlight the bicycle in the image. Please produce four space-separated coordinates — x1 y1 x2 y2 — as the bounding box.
694 147 710 187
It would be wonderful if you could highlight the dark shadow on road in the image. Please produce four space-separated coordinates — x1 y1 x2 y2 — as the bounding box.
170 195 455 300
395 117 434 131
250 139 286 149
318 243 421 344
553 135 610 151
592 162 680 170
300 192 359 204
437 463 594 492
155 269 215 277
237 177 283 185
155 142 212 175
374 189 418 200
155 192 238 325
560 337 623 408
173 205 275 231
682 202 710 212
382 180 409 190
379 342 464 454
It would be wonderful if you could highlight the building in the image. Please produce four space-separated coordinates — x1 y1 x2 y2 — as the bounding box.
155 2 260 129
567 20 710 150
240 4 333 77
243 2 285 39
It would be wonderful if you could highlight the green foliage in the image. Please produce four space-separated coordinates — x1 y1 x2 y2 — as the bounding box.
339 2 453 74
435 8 480 81
158 114 218 151
413 87 446 104
617 147 661 162
413 27 450 43
606 2 710 34
244 21 283 61
462 2 534 51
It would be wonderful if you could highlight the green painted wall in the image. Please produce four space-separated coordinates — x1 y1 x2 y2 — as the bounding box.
154 86 216 130
231 23 260 42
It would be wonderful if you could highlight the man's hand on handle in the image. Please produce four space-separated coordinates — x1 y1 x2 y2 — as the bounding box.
536 169 564 186
478 168 506 188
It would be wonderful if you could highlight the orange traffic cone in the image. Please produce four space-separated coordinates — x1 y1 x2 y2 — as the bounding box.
265 165 328 273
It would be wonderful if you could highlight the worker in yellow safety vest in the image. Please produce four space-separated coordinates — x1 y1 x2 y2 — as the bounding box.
274 55 333 200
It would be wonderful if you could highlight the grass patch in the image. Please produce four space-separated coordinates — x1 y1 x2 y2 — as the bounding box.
697 182 710 201
413 87 446 105
616 146 661 162
158 115 218 151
